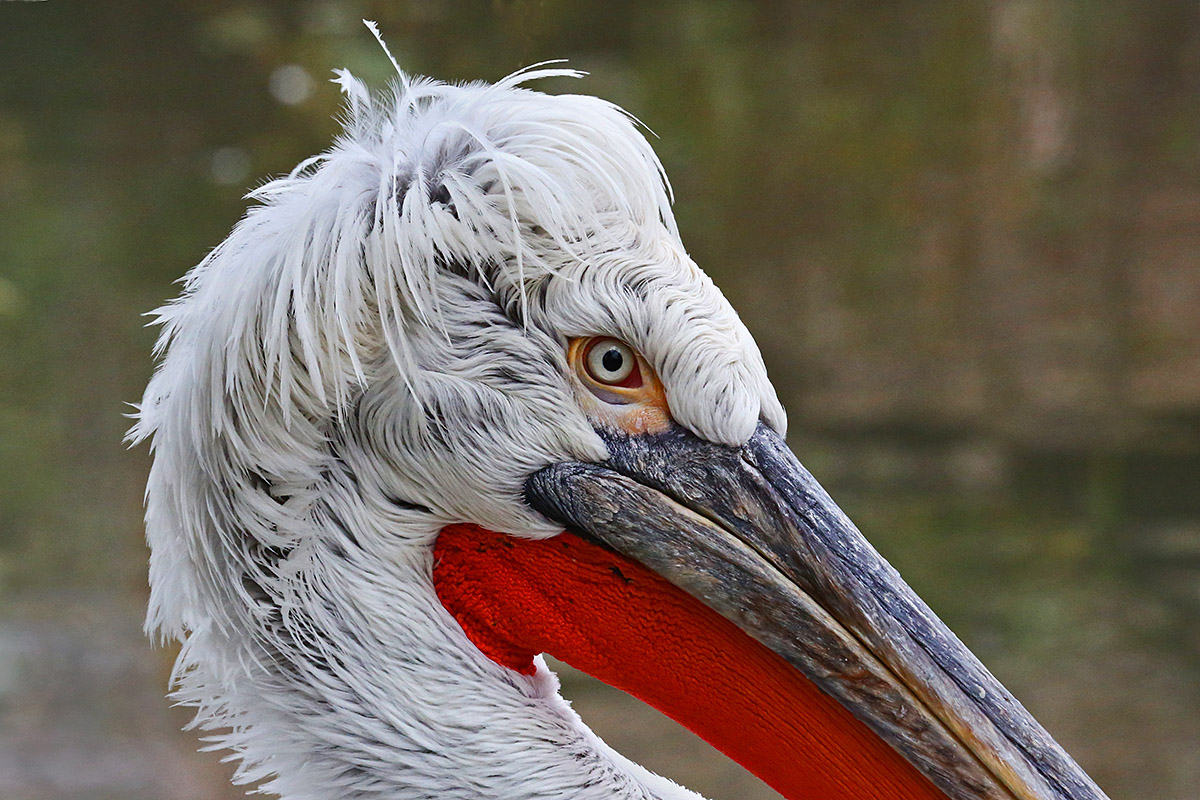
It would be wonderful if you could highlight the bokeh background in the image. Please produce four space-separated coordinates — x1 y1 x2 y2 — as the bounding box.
2 2 1199 798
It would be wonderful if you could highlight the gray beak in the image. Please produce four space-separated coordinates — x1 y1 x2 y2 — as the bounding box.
525 422 1108 800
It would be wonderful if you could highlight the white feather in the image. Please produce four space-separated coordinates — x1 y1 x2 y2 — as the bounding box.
131 55 784 800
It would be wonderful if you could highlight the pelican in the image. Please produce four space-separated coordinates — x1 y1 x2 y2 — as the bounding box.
131 47 1110 800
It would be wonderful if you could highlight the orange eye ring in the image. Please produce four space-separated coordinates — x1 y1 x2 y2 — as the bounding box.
567 337 672 434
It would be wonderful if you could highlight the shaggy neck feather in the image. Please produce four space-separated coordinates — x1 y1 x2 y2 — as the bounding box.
169 453 701 800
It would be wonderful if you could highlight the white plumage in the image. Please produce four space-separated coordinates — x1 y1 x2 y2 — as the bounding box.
131 57 782 800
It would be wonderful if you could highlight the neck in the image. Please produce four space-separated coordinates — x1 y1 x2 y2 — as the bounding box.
166 477 702 800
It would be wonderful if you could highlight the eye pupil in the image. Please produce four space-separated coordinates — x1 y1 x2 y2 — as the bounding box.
601 348 624 374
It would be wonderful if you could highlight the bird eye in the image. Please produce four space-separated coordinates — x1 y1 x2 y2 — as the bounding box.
583 339 641 387
568 336 667 425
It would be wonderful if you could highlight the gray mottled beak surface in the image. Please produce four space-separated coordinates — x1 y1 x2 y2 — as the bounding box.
525 422 1109 800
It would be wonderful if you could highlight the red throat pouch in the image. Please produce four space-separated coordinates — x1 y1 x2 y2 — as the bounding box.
433 523 945 800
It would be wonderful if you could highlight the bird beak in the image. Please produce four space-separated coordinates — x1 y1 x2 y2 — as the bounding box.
524 422 1107 800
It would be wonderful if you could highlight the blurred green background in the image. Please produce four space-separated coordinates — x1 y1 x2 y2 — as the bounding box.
1 2 1199 799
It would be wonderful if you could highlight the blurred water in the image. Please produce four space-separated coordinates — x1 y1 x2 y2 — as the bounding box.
0 594 238 800
1 2 1199 799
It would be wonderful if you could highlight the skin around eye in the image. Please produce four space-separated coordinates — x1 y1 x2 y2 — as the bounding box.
567 337 670 435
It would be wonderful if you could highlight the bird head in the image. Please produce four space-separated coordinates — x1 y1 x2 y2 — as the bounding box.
131 57 1108 800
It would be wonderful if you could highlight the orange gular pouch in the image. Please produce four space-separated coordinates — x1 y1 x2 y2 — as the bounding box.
433 524 946 800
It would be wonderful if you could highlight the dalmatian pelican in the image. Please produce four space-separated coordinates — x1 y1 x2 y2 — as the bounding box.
130 43 1110 800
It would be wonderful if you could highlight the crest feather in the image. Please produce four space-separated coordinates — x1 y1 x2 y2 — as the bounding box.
143 61 678 430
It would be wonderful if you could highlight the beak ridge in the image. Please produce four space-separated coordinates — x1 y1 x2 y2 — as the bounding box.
525 422 1108 800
